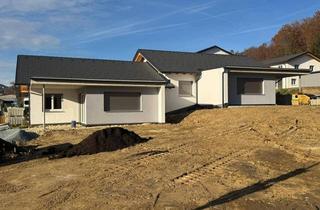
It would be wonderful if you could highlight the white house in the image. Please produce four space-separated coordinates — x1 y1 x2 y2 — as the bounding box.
15 47 310 126
15 56 166 126
262 52 320 89
196 45 233 55
133 48 309 113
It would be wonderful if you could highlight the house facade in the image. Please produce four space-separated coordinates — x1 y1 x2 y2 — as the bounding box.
15 47 310 126
133 49 309 112
16 56 166 126
262 52 320 89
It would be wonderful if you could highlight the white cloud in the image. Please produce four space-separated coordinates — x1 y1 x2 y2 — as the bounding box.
0 0 92 13
184 2 216 14
81 22 188 43
80 1 218 43
0 19 60 50
0 60 15 69
228 24 282 36
0 60 16 85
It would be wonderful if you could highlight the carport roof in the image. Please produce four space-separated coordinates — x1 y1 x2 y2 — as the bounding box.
15 55 167 85
225 66 311 77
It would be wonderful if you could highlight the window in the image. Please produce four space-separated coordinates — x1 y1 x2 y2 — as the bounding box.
291 78 297 85
310 65 314 71
45 94 62 111
294 65 299 69
179 81 193 96
278 65 283 68
237 78 263 95
104 92 141 112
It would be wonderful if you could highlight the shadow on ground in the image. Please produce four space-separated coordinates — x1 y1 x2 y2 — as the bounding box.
0 143 73 167
194 162 320 210
0 127 151 167
166 105 215 124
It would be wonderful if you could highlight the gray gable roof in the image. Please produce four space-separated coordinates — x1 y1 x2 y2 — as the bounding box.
136 49 266 73
197 45 233 55
261 51 320 66
15 55 166 85
261 52 306 66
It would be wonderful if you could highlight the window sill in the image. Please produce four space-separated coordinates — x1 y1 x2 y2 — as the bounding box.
105 110 143 113
179 95 193 97
238 94 265 96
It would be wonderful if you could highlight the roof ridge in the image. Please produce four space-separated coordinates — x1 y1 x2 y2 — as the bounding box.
264 51 307 61
138 48 248 58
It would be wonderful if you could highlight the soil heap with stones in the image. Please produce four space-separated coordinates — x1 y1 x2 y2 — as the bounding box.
54 127 149 158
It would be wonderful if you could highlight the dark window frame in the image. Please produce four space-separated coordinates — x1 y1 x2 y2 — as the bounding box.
291 78 297 85
45 94 63 111
294 64 299 69
237 78 263 95
104 92 142 112
178 81 193 97
310 65 314 71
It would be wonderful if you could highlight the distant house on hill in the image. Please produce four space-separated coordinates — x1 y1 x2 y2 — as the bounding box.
0 84 7 95
262 52 320 89
197 45 233 55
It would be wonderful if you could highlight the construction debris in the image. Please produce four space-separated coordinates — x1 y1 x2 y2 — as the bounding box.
0 125 38 144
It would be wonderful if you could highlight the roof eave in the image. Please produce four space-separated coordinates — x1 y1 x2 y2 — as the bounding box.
30 77 167 84
224 66 311 76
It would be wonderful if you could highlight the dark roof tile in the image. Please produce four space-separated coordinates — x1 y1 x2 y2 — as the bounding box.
262 52 309 66
137 49 267 73
15 55 166 85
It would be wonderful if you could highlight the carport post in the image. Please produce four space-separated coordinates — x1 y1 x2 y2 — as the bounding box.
298 75 302 93
42 84 46 130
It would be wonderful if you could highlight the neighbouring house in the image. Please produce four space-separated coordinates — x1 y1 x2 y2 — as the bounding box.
15 46 310 126
0 84 7 95
196 45 233 55
262 52 320 89
0 94 17 112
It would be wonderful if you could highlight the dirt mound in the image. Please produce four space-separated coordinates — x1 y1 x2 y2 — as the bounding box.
54 127 149 158
0 138 17 158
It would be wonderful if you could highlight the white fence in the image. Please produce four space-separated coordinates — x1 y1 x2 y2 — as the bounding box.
311 99 320 106
7 107 25 126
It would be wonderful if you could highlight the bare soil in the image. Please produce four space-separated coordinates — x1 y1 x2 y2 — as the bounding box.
1 106 320 210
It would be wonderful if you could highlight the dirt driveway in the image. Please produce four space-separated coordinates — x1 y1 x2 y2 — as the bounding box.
1 106 320 209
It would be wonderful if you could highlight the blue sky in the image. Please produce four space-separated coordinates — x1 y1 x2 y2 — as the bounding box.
0 0 319 85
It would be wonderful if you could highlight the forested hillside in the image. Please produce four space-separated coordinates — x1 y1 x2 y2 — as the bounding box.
242 11 320 60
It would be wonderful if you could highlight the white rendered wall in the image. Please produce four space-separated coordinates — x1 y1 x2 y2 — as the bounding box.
30 85 80 125
164 73 197 112
197 68 226 106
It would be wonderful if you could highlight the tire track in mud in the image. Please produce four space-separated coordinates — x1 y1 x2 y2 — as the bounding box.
103 125 253 177
170 149 253 186
247 123 307 157
100 141 201 181
218 124 252 136
96 124 256 184
37 181 80 209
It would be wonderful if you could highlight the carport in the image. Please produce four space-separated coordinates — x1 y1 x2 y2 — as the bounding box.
225 66 311 106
